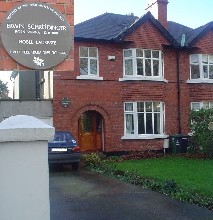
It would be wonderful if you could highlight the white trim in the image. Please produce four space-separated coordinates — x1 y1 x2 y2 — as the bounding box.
121 134 168 140
187 79 213 84
123 48 164 78
191 101 213 110
190 54 213 80
124 101 165 136
79 46 99 77
119 76 168 82
76 75 103 80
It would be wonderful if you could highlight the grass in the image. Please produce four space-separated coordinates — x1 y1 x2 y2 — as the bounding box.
107 156 213 197
83 153 213 209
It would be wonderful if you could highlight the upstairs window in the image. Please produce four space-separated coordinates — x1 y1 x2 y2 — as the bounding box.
124 101 165 137
123 49 164 79
190 54 213 80
79 47 98 76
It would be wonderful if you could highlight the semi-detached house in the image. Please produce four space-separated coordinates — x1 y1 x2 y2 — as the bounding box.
53 0 213 153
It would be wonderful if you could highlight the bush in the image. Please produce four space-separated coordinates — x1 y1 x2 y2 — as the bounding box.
121 151 164 160
189 109 213 157
82 152 101 167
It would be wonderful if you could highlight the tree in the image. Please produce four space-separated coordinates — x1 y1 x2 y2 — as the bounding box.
0 80 9 99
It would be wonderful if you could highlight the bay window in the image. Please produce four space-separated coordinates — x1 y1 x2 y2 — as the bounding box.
123 49 164 79
124 101 165 138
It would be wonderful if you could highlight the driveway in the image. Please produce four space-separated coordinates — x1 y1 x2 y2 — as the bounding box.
49 166 213 220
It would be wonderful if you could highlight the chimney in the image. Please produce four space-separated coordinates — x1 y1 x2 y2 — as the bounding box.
145 0 168 29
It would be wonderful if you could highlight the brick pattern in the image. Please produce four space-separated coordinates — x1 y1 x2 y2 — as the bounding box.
53 22 181 152
0 0 74 71
53 23 213 153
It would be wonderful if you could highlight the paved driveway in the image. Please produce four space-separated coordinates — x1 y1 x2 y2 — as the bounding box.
49 166 213 220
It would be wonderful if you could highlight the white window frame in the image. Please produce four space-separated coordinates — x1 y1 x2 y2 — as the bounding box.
122 101 167 139
77 46 103 80
187 54 213 83
191 101 213 111
119 48 166 82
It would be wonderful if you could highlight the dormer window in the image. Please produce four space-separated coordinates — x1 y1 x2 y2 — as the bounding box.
121 48 164 81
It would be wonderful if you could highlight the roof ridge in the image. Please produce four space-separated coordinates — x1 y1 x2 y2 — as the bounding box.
75 13 109 26
75 12 138 26
168 21 193 30
114 12 152 40
187 21 213 47
113 15 140 40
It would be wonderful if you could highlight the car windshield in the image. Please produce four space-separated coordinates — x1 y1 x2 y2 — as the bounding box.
53 132 73 142
54 133 65 142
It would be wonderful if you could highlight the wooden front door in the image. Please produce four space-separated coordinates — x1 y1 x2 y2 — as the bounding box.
78 111 103 152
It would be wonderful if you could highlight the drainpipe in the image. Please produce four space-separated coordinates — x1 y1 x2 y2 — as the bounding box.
176 50 181 134
176 34 186 134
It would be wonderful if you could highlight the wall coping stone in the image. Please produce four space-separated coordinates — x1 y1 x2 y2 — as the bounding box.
0 115 55 142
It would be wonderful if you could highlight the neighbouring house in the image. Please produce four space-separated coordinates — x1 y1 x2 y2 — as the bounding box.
12 71 53 100
53 0 213 153
0 70 53 125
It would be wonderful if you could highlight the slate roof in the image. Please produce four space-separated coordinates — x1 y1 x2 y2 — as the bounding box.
74 12 212 48
75 13 138 41
167 21 192 45
186 22 213 47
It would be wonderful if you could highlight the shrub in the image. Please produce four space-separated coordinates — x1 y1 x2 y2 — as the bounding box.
82 152 101 167
189 109 213 157
121 151 164 160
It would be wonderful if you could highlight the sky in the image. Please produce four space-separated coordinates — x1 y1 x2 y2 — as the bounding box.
75 0 213 28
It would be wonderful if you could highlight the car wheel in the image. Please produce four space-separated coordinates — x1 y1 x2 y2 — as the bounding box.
72 162 79 171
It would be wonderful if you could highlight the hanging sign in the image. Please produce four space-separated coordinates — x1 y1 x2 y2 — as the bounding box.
0 3 72 70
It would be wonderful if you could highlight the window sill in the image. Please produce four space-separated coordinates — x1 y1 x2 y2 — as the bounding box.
119 76 168 82
187 79 213 84
121 134 169 140
76 76 103 80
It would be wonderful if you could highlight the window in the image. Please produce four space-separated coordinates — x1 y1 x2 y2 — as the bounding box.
124 101 165 138
79 47 99 76
190 54 213 80
123 49 164 79
191 102 213 111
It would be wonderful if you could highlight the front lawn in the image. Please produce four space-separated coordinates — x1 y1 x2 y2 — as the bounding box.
107 156 213 197
83 154 213 210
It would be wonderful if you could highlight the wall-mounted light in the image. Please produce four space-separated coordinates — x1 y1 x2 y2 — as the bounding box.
108 56 116 61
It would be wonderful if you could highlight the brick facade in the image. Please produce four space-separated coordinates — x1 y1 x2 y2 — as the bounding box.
53 14 213 153
53 21 188 153
1 1 212 154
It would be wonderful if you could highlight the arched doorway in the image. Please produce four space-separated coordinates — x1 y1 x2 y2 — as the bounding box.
78 111 104 152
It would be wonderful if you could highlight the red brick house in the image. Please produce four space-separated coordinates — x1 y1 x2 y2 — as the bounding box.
53 0 213 154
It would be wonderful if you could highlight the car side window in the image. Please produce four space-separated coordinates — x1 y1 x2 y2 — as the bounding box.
65 133 71 142
54 134 62 141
